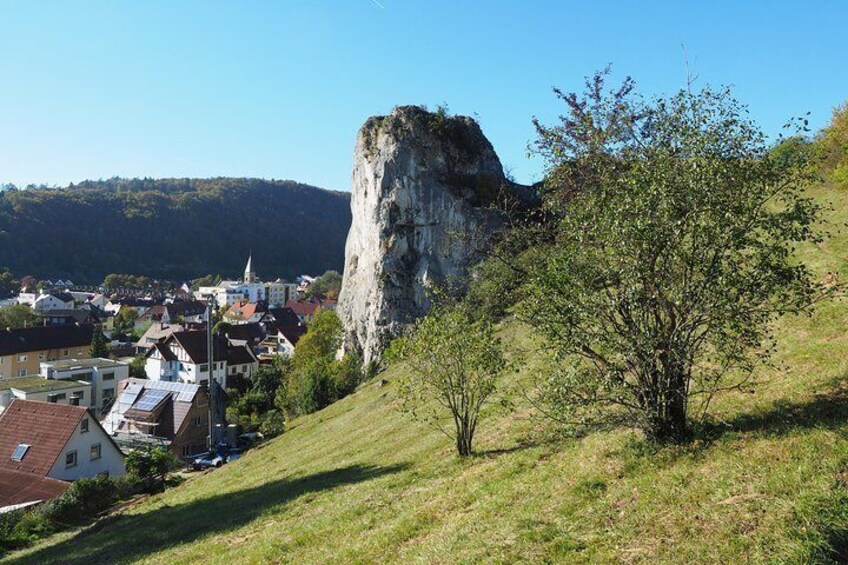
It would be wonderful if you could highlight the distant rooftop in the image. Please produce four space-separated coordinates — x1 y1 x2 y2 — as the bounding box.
0 376 88 393
44 358 125 371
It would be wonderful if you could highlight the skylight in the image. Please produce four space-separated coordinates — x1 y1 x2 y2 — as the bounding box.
11 444 30 461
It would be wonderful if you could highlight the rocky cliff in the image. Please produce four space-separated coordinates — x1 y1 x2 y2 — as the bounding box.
337 105 513 366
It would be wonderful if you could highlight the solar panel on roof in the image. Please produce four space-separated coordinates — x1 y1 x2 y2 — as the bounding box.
132 389 170 412
118 382 144 407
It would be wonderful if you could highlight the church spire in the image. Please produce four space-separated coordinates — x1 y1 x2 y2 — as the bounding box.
244 252 255 283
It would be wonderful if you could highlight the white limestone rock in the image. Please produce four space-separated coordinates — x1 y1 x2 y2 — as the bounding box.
337 105 511 366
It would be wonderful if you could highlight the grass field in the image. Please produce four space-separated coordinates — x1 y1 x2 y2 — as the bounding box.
5 184 848 564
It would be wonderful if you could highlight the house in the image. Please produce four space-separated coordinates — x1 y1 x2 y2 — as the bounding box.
32 292 76 313
143 330 258 390
135 322 186 352
222 300 268 324
0 469 69 513
0 324 94 379
225 343 260 390
144 331 229 387
284 298 323 323
138 300 208 325
39 308 102 327
260 307 302 328
103 379 209 458
0 376 91 414
260 322 306 359
264 280 297 308
0 400 125 492
222 322 267 349
40 358 129 418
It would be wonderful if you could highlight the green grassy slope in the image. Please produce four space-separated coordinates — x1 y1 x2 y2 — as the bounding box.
6 185 848 564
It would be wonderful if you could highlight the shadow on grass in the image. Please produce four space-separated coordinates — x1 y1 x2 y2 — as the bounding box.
8 463 408 565
700 384 848 442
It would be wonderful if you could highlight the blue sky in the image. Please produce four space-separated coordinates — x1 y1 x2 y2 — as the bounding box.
0 1 845 191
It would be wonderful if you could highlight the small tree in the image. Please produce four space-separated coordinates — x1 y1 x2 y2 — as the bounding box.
0 304 38 329
89 326 110 358
125 447 178 492
525 70 829 442
395 302 507 457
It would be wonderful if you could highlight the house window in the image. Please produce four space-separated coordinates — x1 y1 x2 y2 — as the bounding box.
62 350 69 356
48 392 67 403
193 415 203 426
38 352 45 360
65 450 77 468
81 418 89 433
11 444 30 461
102 372 115 381
90 443 102 461
199 364 208 372
181 445 191 457
16 369 26 377
17 355 27 362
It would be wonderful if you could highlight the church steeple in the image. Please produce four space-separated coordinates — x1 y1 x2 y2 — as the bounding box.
244 252 255 283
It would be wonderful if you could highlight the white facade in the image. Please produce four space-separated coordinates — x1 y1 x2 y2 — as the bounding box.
32 294 74 313
48 413 126 480
41 358 129 418
145 347 227 388
265 281 297 307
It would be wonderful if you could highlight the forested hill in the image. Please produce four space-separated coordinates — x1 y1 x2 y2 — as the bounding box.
0 178 351 282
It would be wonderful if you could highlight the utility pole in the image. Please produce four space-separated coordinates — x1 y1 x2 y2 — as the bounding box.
207 295 215 451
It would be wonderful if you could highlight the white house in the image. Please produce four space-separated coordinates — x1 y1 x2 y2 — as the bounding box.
31 292 75 313
144 330 228 387
40 358 129 418
0 400 125 482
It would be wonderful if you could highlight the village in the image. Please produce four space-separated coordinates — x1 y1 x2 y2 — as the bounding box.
0 255 338 513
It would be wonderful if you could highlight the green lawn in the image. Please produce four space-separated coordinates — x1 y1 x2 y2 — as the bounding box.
5 185 848 564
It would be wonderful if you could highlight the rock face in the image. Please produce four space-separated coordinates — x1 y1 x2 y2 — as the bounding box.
338 105 510 366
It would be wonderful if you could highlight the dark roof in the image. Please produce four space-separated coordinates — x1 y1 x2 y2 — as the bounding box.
0 400 86 476
0 324 94 356
47 292 75 303
284 299 321 317
168 330 227 364
0 468 69 509
226 344 258 366
224 323 266 344
153 342 177 361
141 301 207 322
266 307 302 327
273 323 307 346
39 309 100 325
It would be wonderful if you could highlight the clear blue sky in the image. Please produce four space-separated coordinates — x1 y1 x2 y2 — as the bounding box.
0 1 845 191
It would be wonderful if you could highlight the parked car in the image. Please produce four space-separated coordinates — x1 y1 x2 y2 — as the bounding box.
188 448 244 470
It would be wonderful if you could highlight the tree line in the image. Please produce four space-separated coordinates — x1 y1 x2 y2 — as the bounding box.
0 177 351 283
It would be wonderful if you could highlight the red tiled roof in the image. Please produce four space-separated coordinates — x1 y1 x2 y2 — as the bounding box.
0 468 69 509
284 299 321 317
0 400 86 477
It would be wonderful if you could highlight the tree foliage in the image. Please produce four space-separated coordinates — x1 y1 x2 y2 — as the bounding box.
306 270 343 300
89 326 110 358
0 268 16 298
0 177 350 282
281 310 361 417
0 304 38 329
818 101 848 187
524 70 828 442
394 300 508 456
